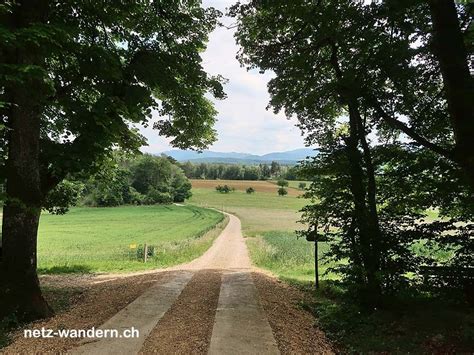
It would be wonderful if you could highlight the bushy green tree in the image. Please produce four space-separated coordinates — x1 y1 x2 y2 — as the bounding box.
223 165 243 180
260 163 271 179
277 187 288 196
84 163 132 207
171 173 192 203
246 187 255 194
0 0 224 320
282 166 302 180
232 0 473 304
143 188 173 205
243 166 260 180
270 161 281 176
131 155 192 204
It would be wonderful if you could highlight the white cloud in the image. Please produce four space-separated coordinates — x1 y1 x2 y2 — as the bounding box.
140 0 305 155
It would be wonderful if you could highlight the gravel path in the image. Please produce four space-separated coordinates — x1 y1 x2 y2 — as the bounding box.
67 212 279 354
171 213 252 271
2 212 333 354
2 273 172 353
139 270 221 354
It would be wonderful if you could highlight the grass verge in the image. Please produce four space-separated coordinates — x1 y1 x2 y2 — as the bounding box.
246 231 336 282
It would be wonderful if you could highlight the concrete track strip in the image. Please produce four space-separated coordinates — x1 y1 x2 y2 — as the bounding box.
69 271 193 355
209 271 280 355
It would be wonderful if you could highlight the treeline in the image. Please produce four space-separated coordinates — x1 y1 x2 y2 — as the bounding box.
178 160 302 180
47 154 192 211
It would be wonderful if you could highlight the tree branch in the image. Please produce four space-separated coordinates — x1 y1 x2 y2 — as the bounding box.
368 97 455 160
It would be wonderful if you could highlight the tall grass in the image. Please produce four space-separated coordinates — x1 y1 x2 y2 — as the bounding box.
247 231 337 282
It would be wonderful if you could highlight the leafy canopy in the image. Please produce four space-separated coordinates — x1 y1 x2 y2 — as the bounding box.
0 0 225 189
232 0 473 294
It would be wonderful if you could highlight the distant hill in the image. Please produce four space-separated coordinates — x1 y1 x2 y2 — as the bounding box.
161 148 317 165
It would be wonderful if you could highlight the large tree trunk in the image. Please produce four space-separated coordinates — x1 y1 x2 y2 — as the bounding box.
345 102 383 303
352 101 383 274
0 88 53 321
0 87 53 320
0 1 52 322
429 0 474 191
0 207 52 321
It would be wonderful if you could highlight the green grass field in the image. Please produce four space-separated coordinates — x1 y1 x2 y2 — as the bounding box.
34 205 224 273
189 187 306 211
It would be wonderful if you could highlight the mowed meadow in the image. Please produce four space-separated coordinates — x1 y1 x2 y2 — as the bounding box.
3 205 225 274
188 179 326 282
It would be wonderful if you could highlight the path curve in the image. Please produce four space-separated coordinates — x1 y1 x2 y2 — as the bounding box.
170 212 252 271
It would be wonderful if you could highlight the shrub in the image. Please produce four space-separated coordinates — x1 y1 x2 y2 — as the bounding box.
246 187 255 194
278 187 288 196
92 188 124 207
173 181 192 202
216 184 233 193
143 188 173 204
82 165 131 207
298 182 307 190
128 187 145 205
135 244 156 260
277 178 289 187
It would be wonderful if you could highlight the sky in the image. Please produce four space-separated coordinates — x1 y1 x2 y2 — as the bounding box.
139 0 306 156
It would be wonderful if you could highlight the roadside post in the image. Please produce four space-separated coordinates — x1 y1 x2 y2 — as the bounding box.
306 223 326 289
144 243 148 263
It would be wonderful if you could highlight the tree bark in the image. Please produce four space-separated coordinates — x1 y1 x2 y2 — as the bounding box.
0 79 53 320
0 207 52 321
0 0 53 322
0 112 53 320
429 0 474 191
353 101 383 270
346 101 383 302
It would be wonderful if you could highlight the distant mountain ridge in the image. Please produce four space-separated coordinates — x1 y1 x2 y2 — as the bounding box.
161 148 317 165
